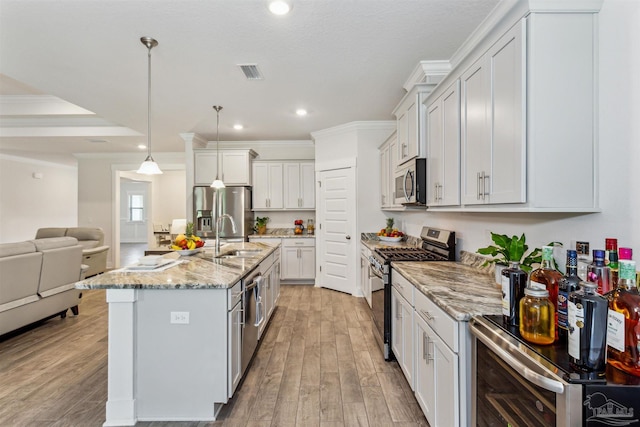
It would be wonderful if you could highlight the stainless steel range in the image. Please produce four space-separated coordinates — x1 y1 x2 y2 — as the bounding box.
369 226 455 360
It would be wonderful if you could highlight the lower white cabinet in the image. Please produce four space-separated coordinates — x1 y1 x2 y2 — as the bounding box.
281 238 315 280
414 309 459 427
258 252 280 339
227 284 243 397
391 272 415 390
360 244 372 307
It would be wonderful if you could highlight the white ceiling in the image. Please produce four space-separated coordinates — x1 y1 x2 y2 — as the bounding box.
0 0 500 163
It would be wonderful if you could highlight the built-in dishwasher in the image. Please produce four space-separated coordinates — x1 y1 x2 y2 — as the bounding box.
241 269 263 375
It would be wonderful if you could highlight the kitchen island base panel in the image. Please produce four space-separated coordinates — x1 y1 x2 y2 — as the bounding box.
104 288 229 425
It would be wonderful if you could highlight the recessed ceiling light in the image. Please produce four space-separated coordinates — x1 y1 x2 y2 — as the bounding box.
296 109 308 116
233 124 244 130
269 0 292 15
138 144 147 150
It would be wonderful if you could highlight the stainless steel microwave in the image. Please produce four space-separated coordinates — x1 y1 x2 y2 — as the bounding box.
394 158 426 206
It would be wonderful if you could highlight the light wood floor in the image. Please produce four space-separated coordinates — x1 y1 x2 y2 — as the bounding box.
0 286 428 426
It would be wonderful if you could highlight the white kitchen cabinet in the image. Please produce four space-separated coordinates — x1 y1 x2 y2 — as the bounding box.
284 162 315 209
227 285 242 397
252 162 284 209
391 273 415 390
461 20 525 206
194 150 255 186
281 238 315 281
427 80 460 207
360 244 372 307
392 84 437 167
414 310 458 427
379 132 404 210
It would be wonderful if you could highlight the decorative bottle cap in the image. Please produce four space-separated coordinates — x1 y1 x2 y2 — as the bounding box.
566 250 578 268
542 246 554 260
592 249 605 262
579 280 597 290
524 287 549 298
605 238 618 251
619 247 633 260
619 260 637 282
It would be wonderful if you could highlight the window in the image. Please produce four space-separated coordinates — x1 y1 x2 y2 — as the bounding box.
129 194 145 222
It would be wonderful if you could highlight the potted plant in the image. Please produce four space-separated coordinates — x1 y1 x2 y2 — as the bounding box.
476 232 558 285
254 216 269 235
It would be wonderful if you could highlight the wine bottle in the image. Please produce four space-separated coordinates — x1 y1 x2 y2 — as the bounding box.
607 260 640 379
558 250 581 340
568 281 608 372
530 246 563 338
606 238 619 288
501 261 528 326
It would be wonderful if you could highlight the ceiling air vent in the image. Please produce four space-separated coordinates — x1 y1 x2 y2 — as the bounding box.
238 64 264 80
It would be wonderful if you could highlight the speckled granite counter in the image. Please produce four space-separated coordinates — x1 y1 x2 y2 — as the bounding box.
75 242 277 290
391 260 501 321
248 228 315 239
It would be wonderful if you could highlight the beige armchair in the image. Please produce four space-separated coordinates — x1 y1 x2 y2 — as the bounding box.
35 227 109 277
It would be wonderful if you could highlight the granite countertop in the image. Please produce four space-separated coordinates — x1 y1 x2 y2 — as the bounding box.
391 259 502 321
249 228 315 239
75 242 278 290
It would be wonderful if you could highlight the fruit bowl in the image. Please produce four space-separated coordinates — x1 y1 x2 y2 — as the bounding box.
173 248 202 256
379 236 403 242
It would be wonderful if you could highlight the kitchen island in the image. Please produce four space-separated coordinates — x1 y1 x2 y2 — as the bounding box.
76 242 280 426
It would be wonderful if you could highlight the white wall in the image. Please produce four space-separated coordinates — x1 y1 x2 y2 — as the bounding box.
152 170 187 230
385 0 640 260
0 154 78 243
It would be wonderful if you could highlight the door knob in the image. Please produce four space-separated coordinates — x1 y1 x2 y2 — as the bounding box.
346 235 351 240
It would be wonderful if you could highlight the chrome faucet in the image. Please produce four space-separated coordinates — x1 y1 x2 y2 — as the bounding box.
215 214 237 254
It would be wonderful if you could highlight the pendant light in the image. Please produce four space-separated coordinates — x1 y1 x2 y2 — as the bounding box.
210 105 225 189
137 36 163 175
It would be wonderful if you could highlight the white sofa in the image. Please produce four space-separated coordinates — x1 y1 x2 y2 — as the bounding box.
0 237 85 336
35 227 109 277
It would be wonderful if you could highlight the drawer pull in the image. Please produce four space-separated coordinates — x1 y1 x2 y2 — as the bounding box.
423 332 428 361
420 309 434 321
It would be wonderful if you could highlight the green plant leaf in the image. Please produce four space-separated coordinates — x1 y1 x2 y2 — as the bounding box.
510 234 525 262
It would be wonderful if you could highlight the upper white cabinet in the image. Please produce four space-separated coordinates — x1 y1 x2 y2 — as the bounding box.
284 162 315 209
253 161 315 211
460 20 525 206
252 162 284 209
393 84 435 167
426 80 460 207
423 7 600 212
379 131 403 210
194 150 256 186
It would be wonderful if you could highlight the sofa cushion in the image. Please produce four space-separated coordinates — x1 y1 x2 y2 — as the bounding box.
0 250 42 307
31 236 78 251
0 241 36 258
35 228 67 239
32 239 83 296
65 227 104 247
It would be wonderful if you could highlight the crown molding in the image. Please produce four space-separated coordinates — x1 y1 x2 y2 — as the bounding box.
310 121 396 141
402 60 451 92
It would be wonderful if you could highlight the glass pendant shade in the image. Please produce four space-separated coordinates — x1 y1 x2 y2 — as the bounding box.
137 155 163 175
137 36 163 175
211 179 225 189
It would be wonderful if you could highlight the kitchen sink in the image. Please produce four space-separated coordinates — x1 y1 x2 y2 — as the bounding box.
215 249 262 259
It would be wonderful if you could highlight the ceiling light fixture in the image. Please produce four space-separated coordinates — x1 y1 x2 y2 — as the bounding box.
137 36 163 175
233 124 244 130
296 108 308 116
269 0 292 15
210 105 225 189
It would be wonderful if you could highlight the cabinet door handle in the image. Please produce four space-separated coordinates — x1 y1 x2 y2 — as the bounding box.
239 307 245 326
420 309 434 321
423 332 428 361
396 300 402 319
483 173 490 199
477 172 481 200
427 336 434 363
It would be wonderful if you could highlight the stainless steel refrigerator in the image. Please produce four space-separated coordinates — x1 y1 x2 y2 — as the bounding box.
193 186 253 241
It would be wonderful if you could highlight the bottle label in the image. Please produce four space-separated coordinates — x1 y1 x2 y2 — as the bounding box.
501 275 510 316
568 301 583 359
607 309 625 352
530 279 546 291
557 290 569 331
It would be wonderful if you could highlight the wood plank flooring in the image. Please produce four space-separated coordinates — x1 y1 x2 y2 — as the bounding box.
0 285 428 426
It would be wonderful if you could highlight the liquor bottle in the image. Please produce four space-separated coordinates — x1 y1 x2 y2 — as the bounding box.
501 261 528 326
587 249 611 295
557 250 581 340
568 281 608 372
606 238 619 288
576 241 591 281
519 287 555 345
619 247 633 260
530 246 563 337
607 260 640 379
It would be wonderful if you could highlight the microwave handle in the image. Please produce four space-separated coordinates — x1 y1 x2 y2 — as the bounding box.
469 320 565 394
403 169 411 201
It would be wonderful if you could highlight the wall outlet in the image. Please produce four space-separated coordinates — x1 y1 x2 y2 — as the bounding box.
170 311 189 324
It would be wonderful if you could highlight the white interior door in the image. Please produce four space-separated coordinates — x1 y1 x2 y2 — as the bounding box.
318 167 356 295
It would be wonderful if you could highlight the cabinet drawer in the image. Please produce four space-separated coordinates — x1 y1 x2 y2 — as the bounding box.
228 280 242 308
391 270 414 307
282 238 315 248
414 289 458 352
260 252 275 272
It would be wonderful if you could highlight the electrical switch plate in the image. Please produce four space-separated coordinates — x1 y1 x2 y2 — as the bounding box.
170 311 189 324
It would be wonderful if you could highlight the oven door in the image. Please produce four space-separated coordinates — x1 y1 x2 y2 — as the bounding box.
394 165 415 205
469 317 582 427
